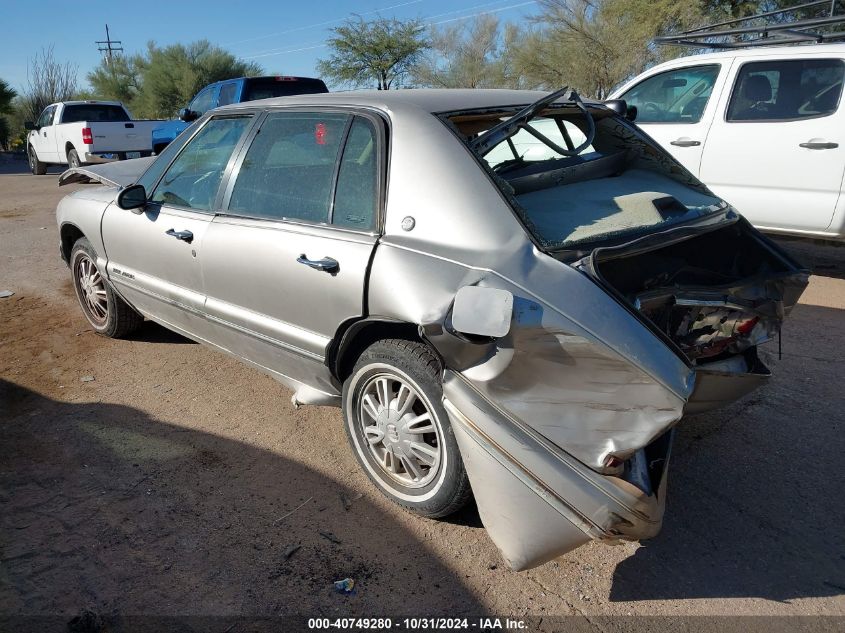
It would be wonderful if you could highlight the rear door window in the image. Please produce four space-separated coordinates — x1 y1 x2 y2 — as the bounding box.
726 58 845 122
217 82 239 107
620 65 721 123
227 111 349 223
150 116 253 212
332 117 379 230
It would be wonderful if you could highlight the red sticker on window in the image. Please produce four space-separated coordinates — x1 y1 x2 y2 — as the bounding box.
315 123 327 145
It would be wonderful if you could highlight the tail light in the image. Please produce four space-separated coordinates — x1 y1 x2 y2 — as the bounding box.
82 127 93 145
315 123 327 145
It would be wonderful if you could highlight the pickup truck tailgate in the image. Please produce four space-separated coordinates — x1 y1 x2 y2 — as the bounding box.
87 121 160 153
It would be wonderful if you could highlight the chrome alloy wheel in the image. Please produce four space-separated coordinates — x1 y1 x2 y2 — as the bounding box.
358 373 442 488
74 254 108 325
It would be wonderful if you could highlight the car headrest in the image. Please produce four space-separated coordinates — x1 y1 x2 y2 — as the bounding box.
743 74 772 102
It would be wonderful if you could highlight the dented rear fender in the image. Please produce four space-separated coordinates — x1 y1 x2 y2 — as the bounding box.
368 240 692 471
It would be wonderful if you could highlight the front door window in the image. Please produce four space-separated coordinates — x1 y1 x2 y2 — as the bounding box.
150 116 253 212
621 65 721 124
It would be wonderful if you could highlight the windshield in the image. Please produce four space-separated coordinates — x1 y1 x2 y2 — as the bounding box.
445 103 723 250
61 104 130 123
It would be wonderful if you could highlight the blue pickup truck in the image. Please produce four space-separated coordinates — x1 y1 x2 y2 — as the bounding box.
152 75 329 153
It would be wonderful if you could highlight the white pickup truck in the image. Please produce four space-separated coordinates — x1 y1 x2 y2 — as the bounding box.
25 101 163 175
610 43 845 241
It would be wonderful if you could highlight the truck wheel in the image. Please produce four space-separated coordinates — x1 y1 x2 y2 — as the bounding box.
70 237 143 338
343 339 472 518
27 145 47 175
67 148 82 168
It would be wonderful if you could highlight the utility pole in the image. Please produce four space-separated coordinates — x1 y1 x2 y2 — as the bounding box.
96 24 123 66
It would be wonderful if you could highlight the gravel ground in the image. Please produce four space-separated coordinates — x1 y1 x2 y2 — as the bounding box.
1 157 844 629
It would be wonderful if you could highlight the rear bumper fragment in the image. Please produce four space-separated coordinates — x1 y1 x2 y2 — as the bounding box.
443 370 672 570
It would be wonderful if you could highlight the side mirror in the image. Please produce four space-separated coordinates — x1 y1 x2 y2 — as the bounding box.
178 108 198 122
604 99 637 122
117 184 147 211
451 286 513 338
24 121 37 131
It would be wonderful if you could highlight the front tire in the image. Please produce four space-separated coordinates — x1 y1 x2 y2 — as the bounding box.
70 237 143 338
27 145 47 175
343 339 472 518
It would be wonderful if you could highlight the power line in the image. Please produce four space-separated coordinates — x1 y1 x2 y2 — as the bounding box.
431 0 537 25
241 0 537 60
246 43 329 60
225 0 426 46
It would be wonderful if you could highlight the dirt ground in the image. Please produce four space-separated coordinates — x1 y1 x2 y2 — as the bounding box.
1 154 844 628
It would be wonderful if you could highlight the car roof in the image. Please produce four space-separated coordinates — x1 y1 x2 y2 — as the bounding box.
646 42 845 67
52 100 125 107
208 75 326 86
219 88 586 114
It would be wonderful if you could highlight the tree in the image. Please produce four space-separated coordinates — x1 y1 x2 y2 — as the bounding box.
414 15 527 89
317 16 429 90
0 79 15 115
514 0 705 98
20 46 78 122
703 1 777 20
87 54 143 111
0 78 17 150
129 41 261 118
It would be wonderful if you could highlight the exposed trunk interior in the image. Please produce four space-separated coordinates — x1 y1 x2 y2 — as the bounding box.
584 219 808 368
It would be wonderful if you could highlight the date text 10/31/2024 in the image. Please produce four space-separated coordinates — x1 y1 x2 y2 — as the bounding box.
307 618 528 630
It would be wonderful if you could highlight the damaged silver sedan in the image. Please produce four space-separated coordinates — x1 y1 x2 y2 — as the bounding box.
56 89 808 570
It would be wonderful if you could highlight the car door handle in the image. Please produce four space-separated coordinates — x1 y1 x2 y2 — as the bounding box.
799 141 838 150
165 229 194 243
297 255 339 273
670 138 701 147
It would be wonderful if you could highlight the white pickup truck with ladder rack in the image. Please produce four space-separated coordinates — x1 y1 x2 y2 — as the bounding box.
610 1 845 240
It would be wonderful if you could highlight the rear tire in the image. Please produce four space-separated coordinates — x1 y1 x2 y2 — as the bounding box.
27 145 47 175
67 148 82 168
70 237 143 338
342 339 472 518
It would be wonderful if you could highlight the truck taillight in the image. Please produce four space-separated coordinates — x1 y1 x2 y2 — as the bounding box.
82 127 93 145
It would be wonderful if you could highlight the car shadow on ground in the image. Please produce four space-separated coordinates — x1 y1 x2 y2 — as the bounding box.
773 236 845 281
0 380 485 619
130 320 197 345
0 154 64 176
609 301 845 603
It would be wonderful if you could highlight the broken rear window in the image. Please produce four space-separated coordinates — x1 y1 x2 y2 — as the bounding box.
443 104 724 250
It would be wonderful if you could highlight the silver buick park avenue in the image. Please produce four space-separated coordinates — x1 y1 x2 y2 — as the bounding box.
56 89 808 570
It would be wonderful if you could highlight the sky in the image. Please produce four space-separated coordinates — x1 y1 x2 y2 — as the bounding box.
0 0 543 92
